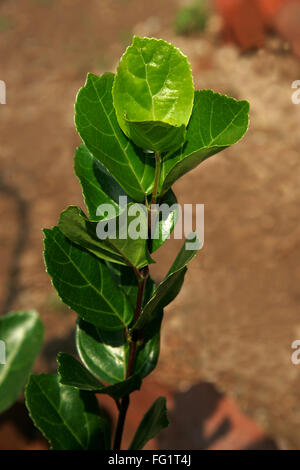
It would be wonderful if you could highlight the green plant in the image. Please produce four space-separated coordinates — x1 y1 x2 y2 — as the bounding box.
25 36 249 450
174 1 210 36
0 311 43 414
0 16 11 33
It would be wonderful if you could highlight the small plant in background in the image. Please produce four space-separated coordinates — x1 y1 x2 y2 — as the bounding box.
22 36 249 450
0 16 11 33
0 311 43 415
174 0 211 36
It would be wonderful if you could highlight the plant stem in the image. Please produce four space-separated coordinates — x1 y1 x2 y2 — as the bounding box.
113 152 160 450
113 395 130 450
113 267 148 450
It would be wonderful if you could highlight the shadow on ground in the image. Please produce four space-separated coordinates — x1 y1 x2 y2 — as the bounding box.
157 382 278 450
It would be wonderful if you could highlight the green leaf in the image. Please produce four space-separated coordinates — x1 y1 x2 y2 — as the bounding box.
125 120 186 153
25 374 110 450
58 205 153 269
74 143 131 221
76 311 162 385
74 144 177 253
112 36 194 152
0 310 43 413
151 189 179 253
57 353 141 400
129 397 169 450
133 234 201 331
75 72 155 202
160 90 250 195
43 226 133 330
105 262 155 310
75 264 162 384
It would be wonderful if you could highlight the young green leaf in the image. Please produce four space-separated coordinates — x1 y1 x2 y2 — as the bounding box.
76 312 162 384
58 205 154 269
74 143 131 221
57 353 142 399
43 226 134 330
125 120 186 153
133 234 201 331
75 72 155 202
160 90 250 195
129 397 169 450
25 374 110 450
112 36 194 152
0 310 43 413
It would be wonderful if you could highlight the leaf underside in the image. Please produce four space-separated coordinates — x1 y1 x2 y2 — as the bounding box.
129 396 169 450
133 233 201 331
58 205 153 269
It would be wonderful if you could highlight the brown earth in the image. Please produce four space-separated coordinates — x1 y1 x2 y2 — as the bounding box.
0 0 300 449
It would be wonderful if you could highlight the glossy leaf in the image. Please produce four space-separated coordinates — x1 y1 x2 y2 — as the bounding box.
75 264 162 384
0 311 43 413
105 262 155 310
112 36 194 151
58 205 153 269
129 397 169 450
160 90 250 195
57 353 141 399
133 234 201 331
74 143 178 253
151 189 179 253
43 226 133 330
75 72 155 202
76 309 162 384
74 143 131 221
25 374 110 450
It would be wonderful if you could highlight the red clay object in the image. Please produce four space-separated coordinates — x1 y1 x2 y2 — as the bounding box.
214 0 300 56
273 1 300 57
98 378 277 450
257 0 288 23
213 0 265 50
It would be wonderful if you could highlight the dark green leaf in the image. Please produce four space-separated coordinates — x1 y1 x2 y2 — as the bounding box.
57 353 141 399
151 189 178 253
112 36 194 151
129 397 169 450
105 262 155 310
0 310 43 413
74 144 177 253
74 143 131 221
43 226 133 330
160 90 250 195
58 205 153 269
133 234 201 331
76 310 162 384
25 374 110 450
75 72 155 202
75 265 162 384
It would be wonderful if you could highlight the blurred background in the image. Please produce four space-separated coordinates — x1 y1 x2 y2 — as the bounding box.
0 0 300 450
